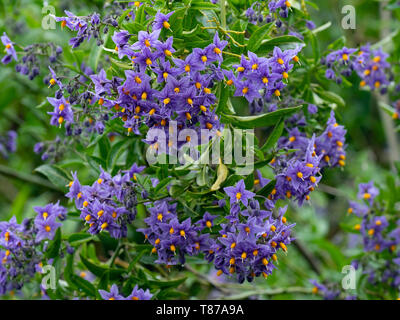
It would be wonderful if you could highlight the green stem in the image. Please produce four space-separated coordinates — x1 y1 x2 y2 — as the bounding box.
219 287 318 300
108 240 123 267
0 164 61 193
376 1 400 169
220 0 226 29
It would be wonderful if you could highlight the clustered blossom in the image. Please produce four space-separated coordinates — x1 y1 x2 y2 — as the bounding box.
322 45 391 93
138 199 210 266
244 0 318 43
0 199 66 296
268 0 293 19
246 1 293 24
0 217 42 295
99 284 152 300
5 37 63 81
100 29 227 145
271 111 346 205
139 179 295 283
0 130 17 159
55 11 106 48
231 46 303 105
347 181 400 294
213 181 295 283
66 164 145 238
271 135 322 205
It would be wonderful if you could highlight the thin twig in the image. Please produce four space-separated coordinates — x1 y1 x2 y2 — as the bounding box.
184 264 230 294
0 164 62 193
218 286 317 300
293 239 321 275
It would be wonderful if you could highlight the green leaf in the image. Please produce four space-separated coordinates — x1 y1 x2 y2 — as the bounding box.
256 180 276 197
135 4 146 24
70 274 97 297
109 57 132 70
311 21 332 34
34 164 70 191
256 36 304 55
190 2 220 10
379 101 395 117
46 228 62 259
80 254 125 280
247 22 274 52
261 118 285 151
310 238 347 268
169 8 186 35
89 33 109 72
154 177 174 194
147 277 187 289
64 253 76 290
215 82 234 115
107 140 129 171
97 271 110 292
68 233 95 246
221 106 302 129
314 88 345 108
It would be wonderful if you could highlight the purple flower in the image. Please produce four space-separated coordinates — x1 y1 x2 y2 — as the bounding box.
99 284 124 300
47 96 74 126
90 69 113 95
306 20 316 30
307 104 318 114
153 11 174 30
132 29 161 50
1 32 17 64
357 181 379 206
233 79 261 103
224 179 255 207
197 212 218 230
35 215 62 242
126 285 152 300
205 32 228 62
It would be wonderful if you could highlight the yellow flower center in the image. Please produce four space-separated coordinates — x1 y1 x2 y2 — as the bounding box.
163 21 170 29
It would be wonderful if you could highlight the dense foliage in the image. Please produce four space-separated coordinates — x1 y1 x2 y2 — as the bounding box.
1 0 400 300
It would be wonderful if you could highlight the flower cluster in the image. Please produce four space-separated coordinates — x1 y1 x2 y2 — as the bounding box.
0 199 66 296
212 180 295 283
271 111 346 205
1 30 64 82
56 11 106 48
271 135 322 205
138 199 211 266
314 111 347 168
0 130 17 159
268 0 293 19
347 181 400 293
99 284 152 300
66 164 145 238
322 46 391 93
231 46 303 104
138 179 295 283
104 29 226 141
0 217 42 295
